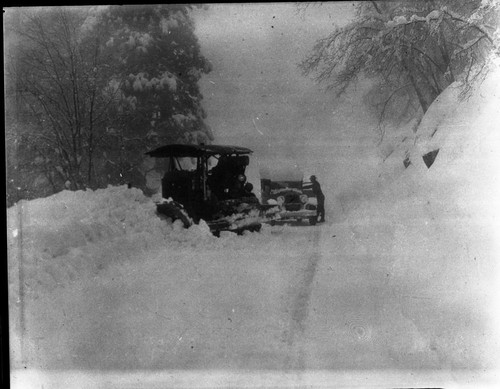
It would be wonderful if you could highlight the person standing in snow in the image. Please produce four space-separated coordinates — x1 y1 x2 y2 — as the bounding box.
310 175 325 223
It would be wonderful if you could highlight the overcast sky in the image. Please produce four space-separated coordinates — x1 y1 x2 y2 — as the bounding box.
192 3 382 186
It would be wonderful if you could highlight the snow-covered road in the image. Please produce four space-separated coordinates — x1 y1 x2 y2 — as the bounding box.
12 220 328 371
10 217 495 372
277 220 496 372
7 183 499 388
9 217 500 388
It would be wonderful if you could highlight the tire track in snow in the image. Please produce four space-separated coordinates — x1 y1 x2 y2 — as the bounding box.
285 227 322 369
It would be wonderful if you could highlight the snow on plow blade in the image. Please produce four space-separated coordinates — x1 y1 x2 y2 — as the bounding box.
156 197 281 236
206 204 281 235
276 209 317 221
156 200 194 227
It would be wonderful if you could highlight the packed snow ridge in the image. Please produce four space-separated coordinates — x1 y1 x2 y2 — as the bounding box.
6 185 280 301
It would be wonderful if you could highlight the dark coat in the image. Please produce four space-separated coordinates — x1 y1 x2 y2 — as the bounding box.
312 181 324 201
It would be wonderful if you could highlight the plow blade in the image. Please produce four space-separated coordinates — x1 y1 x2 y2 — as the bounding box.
207 204 281 235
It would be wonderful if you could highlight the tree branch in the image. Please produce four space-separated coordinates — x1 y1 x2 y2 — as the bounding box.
371 1 382 15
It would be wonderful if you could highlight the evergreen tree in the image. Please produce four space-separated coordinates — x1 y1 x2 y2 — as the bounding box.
88 4 214 189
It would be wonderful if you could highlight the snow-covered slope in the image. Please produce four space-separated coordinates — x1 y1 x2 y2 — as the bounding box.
347 63 500 354
352 62 500 248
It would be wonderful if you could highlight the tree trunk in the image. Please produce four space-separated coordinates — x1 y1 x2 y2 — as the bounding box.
402 53 438 113
405 64 430 112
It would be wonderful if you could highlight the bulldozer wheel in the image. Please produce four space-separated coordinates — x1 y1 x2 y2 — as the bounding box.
157 202 193 228
309 216 317 225
249 224 262 232
176 211 192 228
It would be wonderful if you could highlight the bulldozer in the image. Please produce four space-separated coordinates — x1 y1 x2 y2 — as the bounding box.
145 143 280 235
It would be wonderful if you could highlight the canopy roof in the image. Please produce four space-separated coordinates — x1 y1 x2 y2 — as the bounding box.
145 144 253 158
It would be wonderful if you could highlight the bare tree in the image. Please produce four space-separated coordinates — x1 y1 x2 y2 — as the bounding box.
5 7 119 192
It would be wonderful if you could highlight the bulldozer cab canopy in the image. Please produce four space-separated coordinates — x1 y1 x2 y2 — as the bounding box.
145 144 253 158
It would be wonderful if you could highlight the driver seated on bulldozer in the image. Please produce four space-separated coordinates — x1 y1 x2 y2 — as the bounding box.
208 155 250 200
207 156 230 199
243 182 257 198
229 173 247 199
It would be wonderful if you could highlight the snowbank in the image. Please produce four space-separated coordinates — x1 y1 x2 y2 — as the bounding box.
7 184 314 370
7 185 260 304
345 64 500 360
346 62 500 226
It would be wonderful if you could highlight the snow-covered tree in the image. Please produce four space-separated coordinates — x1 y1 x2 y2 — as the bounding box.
98 5 213 141
85 5 214 191
300 0 500 139
5 5 213 202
